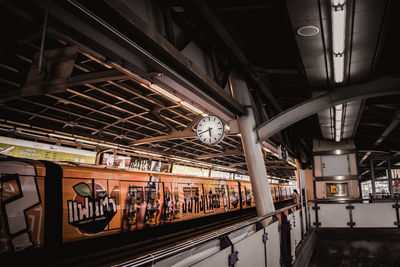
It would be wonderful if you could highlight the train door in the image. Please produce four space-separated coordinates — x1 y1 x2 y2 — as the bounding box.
177 182 204 221
271 186 276 202
203 181 227 215
120 176 163 231
162 182 181 223
227 181 240 211
240 182 255 209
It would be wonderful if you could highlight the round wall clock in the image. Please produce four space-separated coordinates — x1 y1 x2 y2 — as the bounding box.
196 115 225 145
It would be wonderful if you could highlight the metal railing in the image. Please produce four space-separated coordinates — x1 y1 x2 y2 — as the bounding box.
308 199 400 228
114 204 300 267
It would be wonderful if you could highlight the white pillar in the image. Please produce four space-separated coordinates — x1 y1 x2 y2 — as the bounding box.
229 70 275 219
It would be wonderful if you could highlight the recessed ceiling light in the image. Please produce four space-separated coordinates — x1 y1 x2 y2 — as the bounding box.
296 26 320 37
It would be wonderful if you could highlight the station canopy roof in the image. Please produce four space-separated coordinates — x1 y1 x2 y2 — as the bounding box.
1 0 400 178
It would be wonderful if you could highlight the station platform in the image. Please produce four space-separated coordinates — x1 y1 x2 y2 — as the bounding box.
109 199 400 267
309 228 400 267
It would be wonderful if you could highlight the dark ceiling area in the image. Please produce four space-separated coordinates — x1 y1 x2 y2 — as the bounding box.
0 0 400 176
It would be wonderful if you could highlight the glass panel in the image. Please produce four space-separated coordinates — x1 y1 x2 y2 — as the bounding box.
361 181 371 199
393 180 400 198
374 181 389 198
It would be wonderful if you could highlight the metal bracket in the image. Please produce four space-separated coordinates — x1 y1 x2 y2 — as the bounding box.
313 222 321 227
346 204 355 228
393 202 400 227
312 203 320 227
255 221 264 232
262 232 269 243
219 235 233 250
229 251 239 266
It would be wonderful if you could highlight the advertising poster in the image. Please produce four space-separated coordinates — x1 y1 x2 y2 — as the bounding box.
114 155 131 169
63 178 119 242
0 136 96 164
171 164 209 177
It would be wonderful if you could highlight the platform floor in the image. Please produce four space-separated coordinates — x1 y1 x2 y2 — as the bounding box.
309 228 400 267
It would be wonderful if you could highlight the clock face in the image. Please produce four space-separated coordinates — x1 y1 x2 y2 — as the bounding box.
196 116 225 145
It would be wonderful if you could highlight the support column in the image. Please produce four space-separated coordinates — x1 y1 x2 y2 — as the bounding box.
370 159 376 199
388 160 394 198
229 70 275 220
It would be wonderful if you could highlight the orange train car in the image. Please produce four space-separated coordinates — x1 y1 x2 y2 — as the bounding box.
0 157 293 253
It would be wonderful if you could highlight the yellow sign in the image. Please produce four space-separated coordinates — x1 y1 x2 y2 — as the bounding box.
0 136 96 164
330 185 337 194
172 164 209 177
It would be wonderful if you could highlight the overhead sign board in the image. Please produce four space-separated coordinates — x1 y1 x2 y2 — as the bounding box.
0 136 96 164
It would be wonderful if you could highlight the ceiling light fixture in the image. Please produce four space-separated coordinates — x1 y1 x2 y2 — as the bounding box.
296 25 319 37
101 143 119 149
149 83 181 102
331 0 346 83
75 138 99 145
335 104 343 142
133 150 162 158
180 101 203 114
48 133 75 140
149 83 206 115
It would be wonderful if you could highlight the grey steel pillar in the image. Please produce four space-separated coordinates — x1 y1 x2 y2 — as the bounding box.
388 160 394 198
370 159 376 199
229 70 275 219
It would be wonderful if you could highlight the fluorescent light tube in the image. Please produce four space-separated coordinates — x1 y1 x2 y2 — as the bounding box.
133 150 162 157
48 133 75 140
335 104 343 142
149 83 181 102
333 55 344 83
76 138 99 145
331 0 346 83
180 101 203 114
101 143 119 149
331 1 346 54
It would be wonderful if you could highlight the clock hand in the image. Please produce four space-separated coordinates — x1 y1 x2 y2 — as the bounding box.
208 127 212 137
198 127 212 135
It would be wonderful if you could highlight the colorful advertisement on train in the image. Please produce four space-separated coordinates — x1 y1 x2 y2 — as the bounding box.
0 160 45 253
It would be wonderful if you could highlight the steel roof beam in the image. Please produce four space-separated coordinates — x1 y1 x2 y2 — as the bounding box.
129 115 203 146
195 150 243 160
257 77 400 142
360 110 400 164
36 0 243 119
68 69 128 87
191 0 282 113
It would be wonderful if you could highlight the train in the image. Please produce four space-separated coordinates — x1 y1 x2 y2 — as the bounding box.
0 157 294 253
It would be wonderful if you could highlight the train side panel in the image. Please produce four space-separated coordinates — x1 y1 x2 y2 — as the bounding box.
160 176 241 222
0 159 45 252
